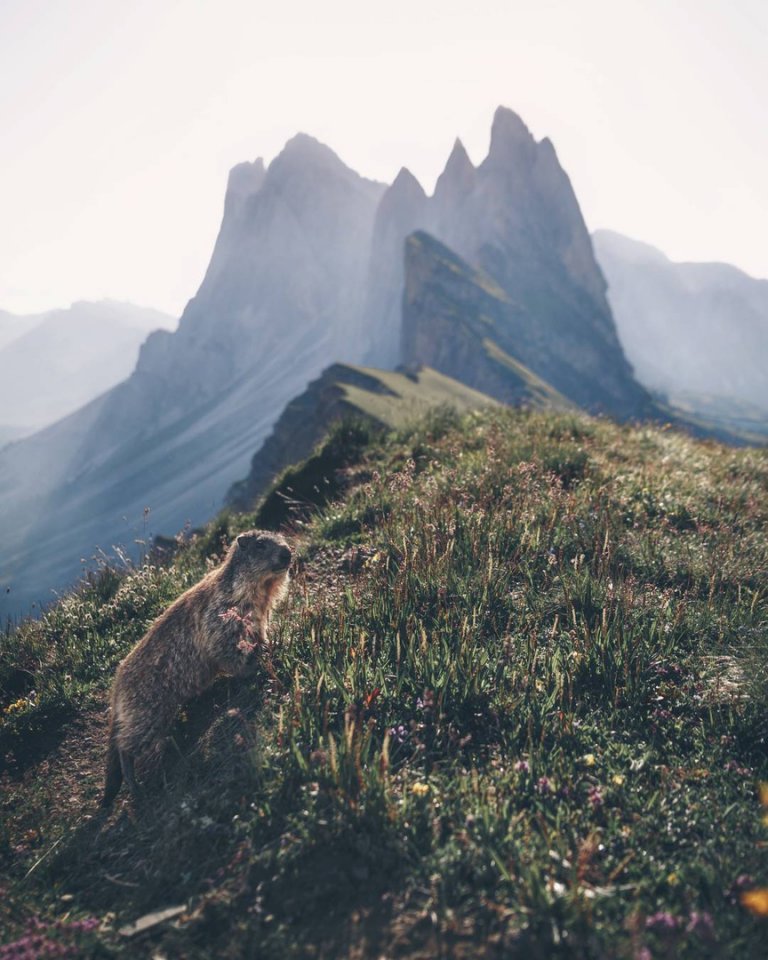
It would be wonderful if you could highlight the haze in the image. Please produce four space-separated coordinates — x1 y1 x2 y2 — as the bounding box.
1 0 765 316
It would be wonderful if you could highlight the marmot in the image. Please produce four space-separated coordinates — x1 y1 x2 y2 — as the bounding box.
102 530 292 806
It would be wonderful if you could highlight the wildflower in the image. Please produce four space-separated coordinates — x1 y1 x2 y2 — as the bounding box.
514 759 529 774
581 753 596 767
612 774 626 786
388 724 408 744
411 782 430 797
416 690 435 713
536 776 552 795
724 760 750 776
646 911 678 931
587 785 603 809
686 911 714 936
667 872 679 886
741 888 768 917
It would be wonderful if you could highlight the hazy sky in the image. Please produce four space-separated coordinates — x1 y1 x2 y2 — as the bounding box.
1 0 766 316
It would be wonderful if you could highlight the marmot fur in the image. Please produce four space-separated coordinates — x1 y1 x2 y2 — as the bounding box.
102 530 291 806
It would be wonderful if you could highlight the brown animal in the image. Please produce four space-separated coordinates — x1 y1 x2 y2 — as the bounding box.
102 530 292 806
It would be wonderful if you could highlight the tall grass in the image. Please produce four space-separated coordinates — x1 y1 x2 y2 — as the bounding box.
1 407 767 958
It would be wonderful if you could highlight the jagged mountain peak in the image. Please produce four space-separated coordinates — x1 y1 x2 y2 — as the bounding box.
373 168 427 224
389 166 427 201
268 132 355 180
484 106 537 165
260 133 386 206
434 138 475 201
223 159 266 216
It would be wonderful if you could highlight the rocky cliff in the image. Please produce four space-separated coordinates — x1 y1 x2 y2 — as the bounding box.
402 232 573 410
366 107 653 419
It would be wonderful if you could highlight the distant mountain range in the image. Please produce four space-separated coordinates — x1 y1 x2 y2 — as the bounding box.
0 301 175 448
594 230 768 431
0 107 764 618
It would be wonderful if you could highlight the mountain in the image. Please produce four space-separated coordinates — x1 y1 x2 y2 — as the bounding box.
0 310 36 351
0 301 175 445
227 362 498 512
593 230 768 429
0 109 661 618
364 108 653 420
402 231 575 410
0 140 385 618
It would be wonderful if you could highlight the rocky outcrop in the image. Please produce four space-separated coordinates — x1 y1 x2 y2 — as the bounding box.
402 232 572 409
365 107 653 419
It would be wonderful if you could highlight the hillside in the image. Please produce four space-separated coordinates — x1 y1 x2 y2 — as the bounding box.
228 362 499 511
594 230 768 431
2 408 767 958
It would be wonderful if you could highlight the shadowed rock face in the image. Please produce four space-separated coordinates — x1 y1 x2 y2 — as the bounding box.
401 232 573 410
365 107 653 419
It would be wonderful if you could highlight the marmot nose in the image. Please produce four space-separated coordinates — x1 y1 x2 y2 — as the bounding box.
278 546 292 567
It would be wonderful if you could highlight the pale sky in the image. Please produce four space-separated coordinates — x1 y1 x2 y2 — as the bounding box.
1 0 766 317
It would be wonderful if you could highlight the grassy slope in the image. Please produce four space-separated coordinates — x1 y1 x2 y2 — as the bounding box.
227 363 499 512
339 365 500 427
1 407 768 958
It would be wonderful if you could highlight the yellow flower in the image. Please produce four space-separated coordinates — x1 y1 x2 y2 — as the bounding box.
411 782 430 797
741 888 768 917
581 754 596 767
3 697 29 716
759 782 768 808
667 872 679 886
612 774 625 786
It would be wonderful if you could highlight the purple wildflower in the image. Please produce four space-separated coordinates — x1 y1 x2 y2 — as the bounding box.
588 785 604 809
646 911 678 932
686 911 714 937
515 759 529 774
388 724 408 744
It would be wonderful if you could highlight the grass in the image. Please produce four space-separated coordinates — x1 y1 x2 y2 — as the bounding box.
1 406 768 958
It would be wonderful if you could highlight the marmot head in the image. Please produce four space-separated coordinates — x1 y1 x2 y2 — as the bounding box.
230 530 292 580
